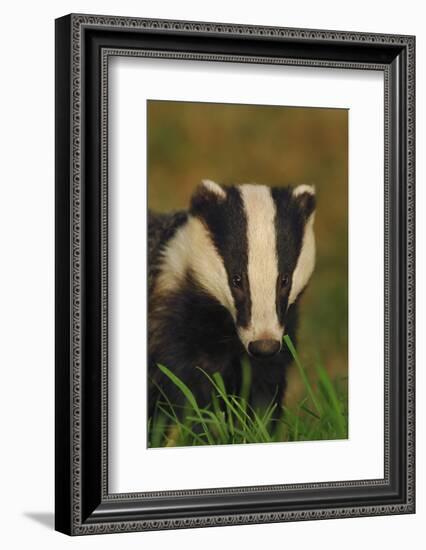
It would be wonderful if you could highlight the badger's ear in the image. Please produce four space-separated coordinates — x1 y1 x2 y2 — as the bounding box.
190 180 226 213
293 184 316 220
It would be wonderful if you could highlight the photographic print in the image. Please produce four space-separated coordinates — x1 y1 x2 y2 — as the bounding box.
147 100 348 448
56 15 414 534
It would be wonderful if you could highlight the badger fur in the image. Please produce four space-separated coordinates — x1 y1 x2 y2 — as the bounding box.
148 180 316 421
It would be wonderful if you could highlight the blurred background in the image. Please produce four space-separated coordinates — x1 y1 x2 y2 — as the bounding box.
147 100 348 408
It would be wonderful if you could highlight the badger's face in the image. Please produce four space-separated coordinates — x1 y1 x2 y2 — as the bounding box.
182 179 316 359
157 180 316 359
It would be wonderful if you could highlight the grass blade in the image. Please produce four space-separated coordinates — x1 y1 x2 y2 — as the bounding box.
156 364 215 444
156 405 207 445
316 364 347 438
283 334 323 416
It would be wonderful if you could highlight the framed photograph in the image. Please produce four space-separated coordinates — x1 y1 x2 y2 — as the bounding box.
55 14 415 535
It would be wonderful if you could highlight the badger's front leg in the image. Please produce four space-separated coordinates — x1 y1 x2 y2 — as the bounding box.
248 353 290 421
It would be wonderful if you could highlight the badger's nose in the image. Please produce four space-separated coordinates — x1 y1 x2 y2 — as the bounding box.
248 339 281 358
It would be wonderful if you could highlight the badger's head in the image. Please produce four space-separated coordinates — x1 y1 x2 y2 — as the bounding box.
157 180 316 358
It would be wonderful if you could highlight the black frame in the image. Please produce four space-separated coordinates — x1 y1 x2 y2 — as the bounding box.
55 13 415 535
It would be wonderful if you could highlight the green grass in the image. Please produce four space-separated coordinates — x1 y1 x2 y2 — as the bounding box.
148 335 348 448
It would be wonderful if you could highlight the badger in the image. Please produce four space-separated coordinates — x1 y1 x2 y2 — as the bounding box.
148 180 316 423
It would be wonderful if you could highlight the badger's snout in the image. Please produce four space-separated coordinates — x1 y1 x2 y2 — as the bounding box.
248 339 281 358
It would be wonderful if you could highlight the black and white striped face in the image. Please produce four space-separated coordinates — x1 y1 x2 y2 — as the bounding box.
187 180 316 358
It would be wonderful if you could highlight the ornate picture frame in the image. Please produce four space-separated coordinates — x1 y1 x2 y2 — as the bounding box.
55 13 415 535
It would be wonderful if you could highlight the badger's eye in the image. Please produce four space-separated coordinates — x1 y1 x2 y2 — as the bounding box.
280 274 290 288
232 274 243 289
